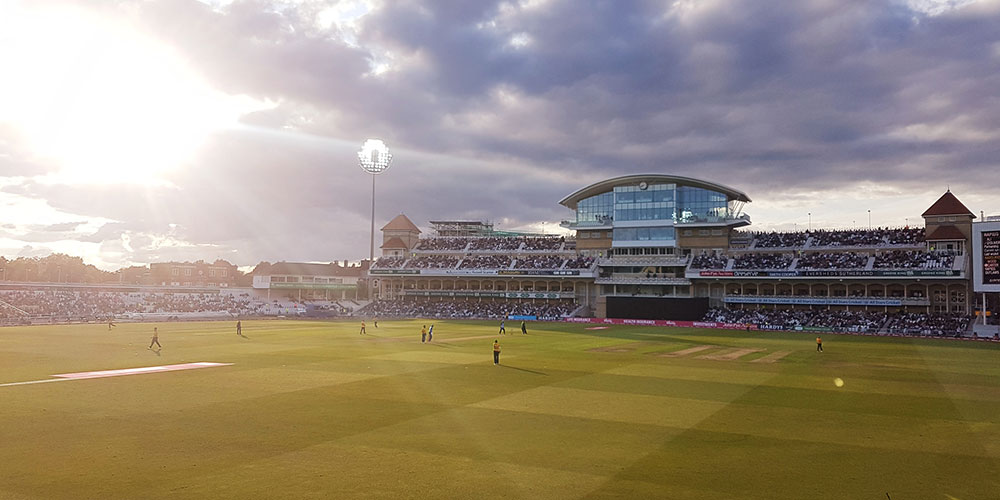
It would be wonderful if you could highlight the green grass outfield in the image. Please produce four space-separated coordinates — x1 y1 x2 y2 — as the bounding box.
1 319 999 499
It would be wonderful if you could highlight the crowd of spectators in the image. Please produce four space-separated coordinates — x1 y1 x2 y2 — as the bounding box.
690 252 728 269
512 255 566 270
883 312 970 336
874 251 955 269
373 253 591 271
809 310 887 332
796 252 869 270
810 227 924 247
358 299 577 320
702 307 970 336
373 257 406 269
702 308 812 330
414 236 567 252
468 237 523 251
751 227 925 249
563 256 595 269
755 231 809 248
733 253 793 270
406 256 461 269
0 290 264 322
886 227 925 245
413 238 469 251
521 237 565 251
459 255 511 269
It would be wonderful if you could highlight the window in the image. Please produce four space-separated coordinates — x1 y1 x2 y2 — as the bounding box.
575 192 614 224
171 268 179 276
613 227 675 241
579 232 590 239
221 270 227 277
711 229 723 236
184 268 192 276
209 269 216 277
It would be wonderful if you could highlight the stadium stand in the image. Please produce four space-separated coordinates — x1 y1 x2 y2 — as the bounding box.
733 253 793 270
358 299 577 320
796 252 868 270
702 308 970 336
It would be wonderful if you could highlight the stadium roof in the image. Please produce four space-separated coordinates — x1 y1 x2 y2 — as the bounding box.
380 237 407 249
921 191 975 218
926 225 966 241
428 220 491 226
558 174 752 209
381 214 421 232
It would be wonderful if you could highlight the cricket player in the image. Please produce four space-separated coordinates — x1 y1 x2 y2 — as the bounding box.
149 327 161 350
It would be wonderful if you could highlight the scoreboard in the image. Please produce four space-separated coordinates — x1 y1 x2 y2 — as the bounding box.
973 221 1000 292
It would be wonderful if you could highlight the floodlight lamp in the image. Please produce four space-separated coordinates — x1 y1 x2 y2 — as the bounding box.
358 139 393 174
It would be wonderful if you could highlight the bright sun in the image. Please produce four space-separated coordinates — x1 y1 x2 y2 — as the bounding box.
0 4 267 185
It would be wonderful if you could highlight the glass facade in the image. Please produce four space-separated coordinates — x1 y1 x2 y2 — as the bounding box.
613 227 676 241
573 181 741 229
675 186 730 223
613 184 674 221
575 192 614 225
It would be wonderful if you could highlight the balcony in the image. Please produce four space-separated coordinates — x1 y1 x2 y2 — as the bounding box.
597 256 690 267
595 274 691 286
561 218 613 230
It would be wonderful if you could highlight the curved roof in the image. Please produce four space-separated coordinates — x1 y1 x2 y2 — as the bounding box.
558 174 751 209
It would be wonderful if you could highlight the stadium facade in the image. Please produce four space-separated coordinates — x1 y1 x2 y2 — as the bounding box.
369 174 976 322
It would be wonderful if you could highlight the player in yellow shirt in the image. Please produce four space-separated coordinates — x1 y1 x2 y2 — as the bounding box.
816 336 823 352
421 325 428 343
493 340 501 365
148 327 161 350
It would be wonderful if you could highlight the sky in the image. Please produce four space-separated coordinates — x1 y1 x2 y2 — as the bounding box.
0 0 998 270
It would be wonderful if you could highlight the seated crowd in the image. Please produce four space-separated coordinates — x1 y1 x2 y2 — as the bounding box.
406 255 461 269
468 237 523 251
0 290 265 321
796 252 868 270
414 236 566 253
563 256 595 269
883 312 970 335
513 255 566 270
733 253 793 270
755 231 808 248
690 252 728 269
358 299 577 320
874 250 954 269
702 308 969 336
703 308 813 330
459 255 512 269
752 227 925 249
810 227 924 247
413 238 469 251
374 253 591 271
521 237 565 251
372 256 406 269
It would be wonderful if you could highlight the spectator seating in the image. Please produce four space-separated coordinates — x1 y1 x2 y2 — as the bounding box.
357 299 577 320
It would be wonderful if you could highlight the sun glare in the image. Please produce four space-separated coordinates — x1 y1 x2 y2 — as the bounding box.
0 4 268 185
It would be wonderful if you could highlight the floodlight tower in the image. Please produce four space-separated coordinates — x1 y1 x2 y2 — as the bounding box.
358 139 393 263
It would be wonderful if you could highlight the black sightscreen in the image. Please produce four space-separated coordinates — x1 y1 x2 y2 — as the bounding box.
606 297 710 321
